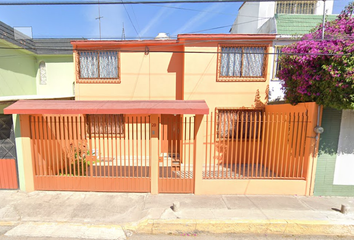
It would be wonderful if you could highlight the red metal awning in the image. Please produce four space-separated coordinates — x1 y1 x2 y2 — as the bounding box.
4 100 209 115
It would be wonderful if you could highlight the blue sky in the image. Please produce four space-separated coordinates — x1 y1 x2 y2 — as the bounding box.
0 0 351 39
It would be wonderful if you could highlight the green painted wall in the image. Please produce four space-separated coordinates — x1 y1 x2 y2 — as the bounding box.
0 41 37 97
314 108 354 196
36 55 74 96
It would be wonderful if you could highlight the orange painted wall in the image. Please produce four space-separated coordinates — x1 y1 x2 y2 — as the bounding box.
75 46 184 101
74 39 272 110
184 43 271 111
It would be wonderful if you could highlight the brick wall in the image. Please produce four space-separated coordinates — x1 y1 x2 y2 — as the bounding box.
314 108 354 196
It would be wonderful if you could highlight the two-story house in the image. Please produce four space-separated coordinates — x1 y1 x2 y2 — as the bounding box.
0 21 76 190
5 34 321 195
230 0 336 101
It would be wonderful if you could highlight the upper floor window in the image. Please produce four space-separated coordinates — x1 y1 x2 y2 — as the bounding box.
272 46 284 80
77 51 120 83
218 45 267 82
276 1 316 14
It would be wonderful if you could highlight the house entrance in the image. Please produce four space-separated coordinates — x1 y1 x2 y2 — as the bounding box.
158 115 195 193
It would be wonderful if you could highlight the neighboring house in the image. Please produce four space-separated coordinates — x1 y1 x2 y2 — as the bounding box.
230 0 336 101
5 34 321 195
314 108 354 196
0 21 76 190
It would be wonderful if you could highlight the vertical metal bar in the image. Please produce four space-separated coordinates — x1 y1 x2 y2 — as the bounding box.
247 112 252 178
285 113 292 178
114 115 118 179
272 113 280 179
268 113 274 178
205 114 208 179
234 112 240 179
255 112 262 178
300 112 308 178
54 116 60 176
49 116 55 175
42 116 49 176
92 115 98 177
38 116 44 176
208 113 212 179
230 112 235 179
263 113 270 178
291 112 297 178
30 116 37 176
188 117 192 191
144 116 147 179
140 116 143 180
296 113 305 178
123 116 127 178
251 112 257 178
184 117 187 189
213 112 217 179
129 116 132 179
174 116 178 191
225 112 230 178
221 111 226 178
242 112 247 178
119 115 123 179
294 113 301 178
279 113 287 178
259 112 266 178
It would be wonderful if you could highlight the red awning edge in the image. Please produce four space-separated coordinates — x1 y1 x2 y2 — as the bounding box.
4 100 209 115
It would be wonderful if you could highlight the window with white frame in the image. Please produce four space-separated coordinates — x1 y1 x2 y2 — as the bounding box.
78 51 119 81
218 46 267 81
272 46 284 80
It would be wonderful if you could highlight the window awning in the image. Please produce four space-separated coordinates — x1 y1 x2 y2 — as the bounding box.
4 100 209 115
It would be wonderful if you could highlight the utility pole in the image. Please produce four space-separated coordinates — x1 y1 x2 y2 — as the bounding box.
321 0 326 40
96 0 103 39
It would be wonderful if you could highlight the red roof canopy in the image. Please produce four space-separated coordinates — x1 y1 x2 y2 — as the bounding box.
4 100 209 115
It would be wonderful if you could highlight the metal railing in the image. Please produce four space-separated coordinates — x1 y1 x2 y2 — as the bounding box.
203 110 309 180
275 1 317 14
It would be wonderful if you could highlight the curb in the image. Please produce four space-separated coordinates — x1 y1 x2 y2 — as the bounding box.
131 219 354 236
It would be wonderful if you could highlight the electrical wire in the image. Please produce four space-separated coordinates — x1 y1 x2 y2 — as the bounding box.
0 0 337 5
121 0 141 38
0 46 351 56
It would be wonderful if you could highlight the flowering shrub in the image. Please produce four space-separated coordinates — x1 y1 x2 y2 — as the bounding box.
278 2 354 109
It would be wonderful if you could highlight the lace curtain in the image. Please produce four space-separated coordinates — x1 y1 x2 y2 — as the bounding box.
100 51 118 78
220 47 265 78
79 51 118 78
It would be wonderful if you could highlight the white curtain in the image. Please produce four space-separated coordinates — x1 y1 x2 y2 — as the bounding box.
80 52 98 78
242 47 265 77
220 47 242 77
99 51 118 78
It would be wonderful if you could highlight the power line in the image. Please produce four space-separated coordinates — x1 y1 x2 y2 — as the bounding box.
121 0 141 38
0 0 332 5
0 46 351 56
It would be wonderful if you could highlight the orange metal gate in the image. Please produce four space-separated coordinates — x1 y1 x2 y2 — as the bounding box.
158 115 195 193
30 114 151 192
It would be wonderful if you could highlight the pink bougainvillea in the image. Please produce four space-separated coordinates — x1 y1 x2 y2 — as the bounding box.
278 2 354 109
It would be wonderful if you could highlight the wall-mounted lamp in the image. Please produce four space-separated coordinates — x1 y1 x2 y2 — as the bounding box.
314 126 324 134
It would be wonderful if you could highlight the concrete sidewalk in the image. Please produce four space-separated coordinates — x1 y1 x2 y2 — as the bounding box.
0 190 354 239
